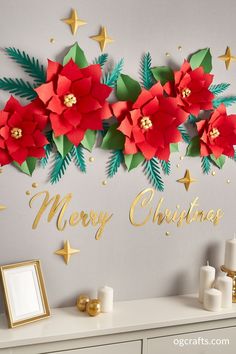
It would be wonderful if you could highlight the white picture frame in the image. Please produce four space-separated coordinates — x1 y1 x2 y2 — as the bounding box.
0 260 50 328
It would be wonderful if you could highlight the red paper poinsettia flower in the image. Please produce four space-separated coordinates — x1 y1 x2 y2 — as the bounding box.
196 104 236 158
0 96 48 165
35 59 112 145
164 60 214 116
111 83 189 161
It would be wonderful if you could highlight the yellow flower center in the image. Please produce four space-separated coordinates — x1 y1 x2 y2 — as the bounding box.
140 116 153 130
181 88 191 98
11 127 22 139
64 93 77 107
209 128 220 139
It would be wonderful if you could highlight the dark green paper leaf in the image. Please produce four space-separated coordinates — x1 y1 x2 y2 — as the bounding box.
63 43 88 68
151 66 174 85
116 74 141 102
81 130 96 152
53 134 73 158
186 136 200 157
189 48 212 73
101 124 125 150
210 154 226 169
124 152 145 171
13 157 37 176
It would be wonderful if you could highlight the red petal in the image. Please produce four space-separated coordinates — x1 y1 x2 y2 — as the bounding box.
124 138 138 155
47 96 65 114
0 111 9 125
50 113 72 136
111 101 130 118
33 131 48 147
142 97 159 116
0 149 12 165
80 64 102 82
4 96 22 113
56 75 71 96
0 126 10 139
11 148 28 165
64 108 81 127
72 77 92 97
35 81 55 104
77 96 101 113
66 128 85 146
149 83 163 97
28 147 46 158
118 118 133 138
61 60 83 81
20 135 35 147
137 141 156 160
100 101 112 119
91 83 112 103
133 89 153 109
156 145 170 161
46 60 62 81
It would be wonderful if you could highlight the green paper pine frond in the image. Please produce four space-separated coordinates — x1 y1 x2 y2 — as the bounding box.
201 156 211 174
178 125 191 144
5 47 46 84
41 131 54 168
213 96 236 108
160 159 171 175
0 78 37 100
107 150 124 178
144 158 164 191
50 151 72 184
188 114 197 124
103 58 124 88
71 145 86 173
93 53 108 67
209 83 230 96
139 52 154 89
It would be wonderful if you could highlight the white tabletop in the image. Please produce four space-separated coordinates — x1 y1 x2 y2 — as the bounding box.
0 294 236 348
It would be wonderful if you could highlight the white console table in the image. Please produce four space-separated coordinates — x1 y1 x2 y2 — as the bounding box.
0 294 236 354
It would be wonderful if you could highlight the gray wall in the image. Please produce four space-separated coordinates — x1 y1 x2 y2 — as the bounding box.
0 0 235 312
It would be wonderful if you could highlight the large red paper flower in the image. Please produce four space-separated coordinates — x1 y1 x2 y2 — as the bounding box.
111 83 189 161
0 96 48 165
35 59 112 145
164 60 214 116
196 104 236 158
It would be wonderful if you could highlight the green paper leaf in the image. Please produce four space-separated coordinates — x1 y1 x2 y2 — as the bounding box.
144 158 164 191
13 157 37 176
186 136 200 157
189 48 212 73
151 66 174 85
201 156 211 174
101 124 125 150
81 130 97 152
0 78 37 100
124 152 145 171
210 154 226 169
140 52 154 89
213 96 236 108
170 143 179 153
209 83 230 96
5 47 46 85
102 59 124 88
63 43 88 68
107 150 124 178
116 74 141 102
53 134 73 158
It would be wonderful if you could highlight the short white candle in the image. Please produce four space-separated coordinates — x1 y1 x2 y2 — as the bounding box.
97 286 113 313
224 235 236 271
199 261 215 303
204 288 222 312
215 273 232 308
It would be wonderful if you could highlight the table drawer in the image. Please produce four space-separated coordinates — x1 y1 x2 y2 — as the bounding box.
148 327 235 354
53 340 141 354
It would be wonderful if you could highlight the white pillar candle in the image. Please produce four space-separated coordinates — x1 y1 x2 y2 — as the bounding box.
215 273 232 308
199 261 215 303
204 288 222 312
98 286 113 313
224 235 236 271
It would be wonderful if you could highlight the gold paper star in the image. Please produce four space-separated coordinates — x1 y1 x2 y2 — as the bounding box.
55 240 80 265
177 169 197 191
61 9 87 35
218 46 236 70
0 204 6 211
90 26 114 52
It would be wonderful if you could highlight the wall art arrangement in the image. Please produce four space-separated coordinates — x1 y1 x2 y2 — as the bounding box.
1 20 236 191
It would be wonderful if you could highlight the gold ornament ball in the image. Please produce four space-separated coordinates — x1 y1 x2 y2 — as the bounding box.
102 180 107 186
211 171 216 176
227 179 231 184
86 299 101 317
89 157 95 163
76 295 90 312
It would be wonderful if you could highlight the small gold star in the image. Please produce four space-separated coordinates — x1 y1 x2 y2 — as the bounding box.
218 46 236 70
90 26 114 52
55 240 80 265
177 169 197 191
61 9 87 35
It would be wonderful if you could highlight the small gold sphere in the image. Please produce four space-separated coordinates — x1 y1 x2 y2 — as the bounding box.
76 295 90 312
50 38 55 43
176 163 180 168
165 52 170 57
211 171 216 176
178 46 182 51
165 231 170 236
179 156 184 161
102 180 107 186
32 182 38 188
25 191 31 195
86 299 101 317
89 157 95 163
227 179 231 184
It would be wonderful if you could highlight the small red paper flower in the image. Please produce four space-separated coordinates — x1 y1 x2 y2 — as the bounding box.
35 59 112 146
0 96 48 165
197 104 236 158
111 83 188 161
164 60 214 116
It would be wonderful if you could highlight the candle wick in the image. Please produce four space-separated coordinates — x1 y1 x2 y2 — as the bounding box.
207 260 209 266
